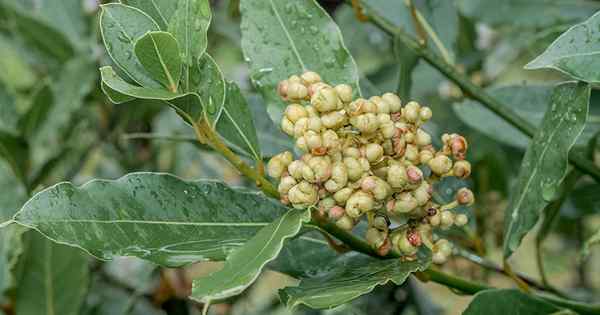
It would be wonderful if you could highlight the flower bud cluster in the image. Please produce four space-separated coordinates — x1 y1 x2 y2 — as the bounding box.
268 71 475 264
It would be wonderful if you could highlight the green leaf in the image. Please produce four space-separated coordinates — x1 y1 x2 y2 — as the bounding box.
122 0 177 31
0 36 36 91
15 231 89 315
196 54 226 124
168 0 212 90
101 81 135 104
463 289 561 315
190 208 310 303
240 0 360 121
134 31 183 92
581 229 600 259
525 11 600 83
13 173 288 267
279 253 430 309
453 86 600 149
0 130 29 188
268 230 337 278
18 84 54 141
503 82 590 258
100 3 161 88
0 3 74 62
457 0 600 29
100 66 204 124
216 82 262 161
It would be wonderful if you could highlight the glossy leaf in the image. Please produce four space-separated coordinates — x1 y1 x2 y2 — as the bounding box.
240 0 360 121
0 130 29 187
216 82 262 161
100 3 161 88
196 54 226 124
15 231 89 315
101 81 135 104
457 0 600 29
100 66 182 100
190 208 310 303
168 0 211 70
13 173 288 267
279 253 430 309
463 289 560 315
453 86 600 149
0 3 74 62
268 230 337 278
122 0 177 30
525 11 600 83
18 85 54 140
134 31 182 92
503 82 590 258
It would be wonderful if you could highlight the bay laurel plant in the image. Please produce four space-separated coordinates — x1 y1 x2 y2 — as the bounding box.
0 0 600 314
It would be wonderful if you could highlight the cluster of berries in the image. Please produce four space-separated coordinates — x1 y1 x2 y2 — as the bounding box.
267 71 474 263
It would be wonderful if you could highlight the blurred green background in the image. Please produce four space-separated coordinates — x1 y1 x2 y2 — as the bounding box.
0 0 599 314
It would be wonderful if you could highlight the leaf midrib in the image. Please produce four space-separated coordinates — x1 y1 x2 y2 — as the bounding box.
268 0 307 71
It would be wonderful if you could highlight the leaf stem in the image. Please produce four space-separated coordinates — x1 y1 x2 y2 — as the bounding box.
355 0 600 183
193 119 279 198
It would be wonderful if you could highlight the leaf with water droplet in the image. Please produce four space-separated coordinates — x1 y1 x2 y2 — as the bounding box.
240 0 361 123
134 31 183 92
503 82 590 258
121 0 177 30
525 10 600 83
100 3 161 88
192 54 225 124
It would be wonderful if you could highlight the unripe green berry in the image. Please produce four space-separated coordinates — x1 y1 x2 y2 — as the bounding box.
281 117 295 136
318 196 336 213
432 251 447 264
307 117 322 132
278 80 289 99
456 187 475 206
344 156 366 181
392 192 418 214
387 164 408 188
325 162 348 193
278 175 297 195
414 182 432 206
403 101 421 123
429 211 441 226
428 155 453 176
285 104 308 123
287 82 308 100
311 87 340 113
406 165 423 184
440 210 455 229
404 144 419 163
267 151 292 178
380 121 396 139
419 149 434 164
366 227 386 249
321 110 346 129
322 130 340 152
453 160 471 179
382 93 402 112
343 147 361 158
416 129 432 146
333 187 353 204
361 176 390 200
350 113 380 134
288 160 305 180
295 136 308 152
419 106 432 121
293 117 308 138
348 98 377 116
301 71 321 85
345 191 374 218
436 239 452 257
304 130 323 152
395 230 418 255
305 105 319 117
306 156 332 183
455 213 468 226
370 96 391 114
363 143 384 163
335 215 355 230
288 75 302 84
373 214 390 231
288 181 318 208
334 84 353 103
